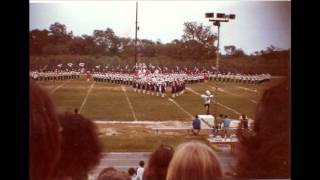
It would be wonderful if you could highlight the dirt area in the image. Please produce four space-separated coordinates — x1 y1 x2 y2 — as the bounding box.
95 120 192 136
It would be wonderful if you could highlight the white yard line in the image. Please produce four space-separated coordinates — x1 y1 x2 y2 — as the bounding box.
250 99 258 104
215 87 237 96
49 80 70 94
79 82 95 113
216 102 241 115
186 87 201 96
121 85 138 121
237 86 258 93
207 85 258 104
168 98 193 118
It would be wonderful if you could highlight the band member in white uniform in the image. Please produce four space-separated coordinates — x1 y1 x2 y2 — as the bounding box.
201 90 214 115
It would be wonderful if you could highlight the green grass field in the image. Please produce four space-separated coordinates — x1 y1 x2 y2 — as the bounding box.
37 77 284 120
36 77 285 151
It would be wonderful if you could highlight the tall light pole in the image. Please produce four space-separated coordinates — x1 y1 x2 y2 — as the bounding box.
205 12 235 119
134 0 139 65
205 13 236 72
216 22 220 73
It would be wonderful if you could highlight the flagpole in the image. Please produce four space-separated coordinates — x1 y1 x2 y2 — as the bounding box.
134 0 138 65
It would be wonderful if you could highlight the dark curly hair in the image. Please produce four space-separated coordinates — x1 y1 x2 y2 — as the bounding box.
143 144 174 180
30 80 62 180
97 167 130 180
235 79 290 178
52 112 103 180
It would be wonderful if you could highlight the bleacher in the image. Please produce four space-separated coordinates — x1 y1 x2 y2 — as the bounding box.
88 151 237 180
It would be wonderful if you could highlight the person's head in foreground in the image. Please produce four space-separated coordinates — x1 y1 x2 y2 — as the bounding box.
52 112 103 180
143 144 174 180
166 141 223 180
128 167 137 178
30 80 62 180
235 79 290 178
97 167 130 180
139 160 145 168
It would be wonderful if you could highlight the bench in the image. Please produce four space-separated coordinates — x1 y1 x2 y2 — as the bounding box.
207 138 238 153
211 127 238 135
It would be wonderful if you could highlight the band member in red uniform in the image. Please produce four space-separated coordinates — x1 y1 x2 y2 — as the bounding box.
86 71 91 82
204 72 209 81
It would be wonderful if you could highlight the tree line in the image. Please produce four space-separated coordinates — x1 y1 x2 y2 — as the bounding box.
31 22 286 59
30 22 290 75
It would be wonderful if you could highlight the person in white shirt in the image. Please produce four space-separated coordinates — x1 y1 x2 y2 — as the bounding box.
136 160 145 180
201 90 214 115
128 167 141 180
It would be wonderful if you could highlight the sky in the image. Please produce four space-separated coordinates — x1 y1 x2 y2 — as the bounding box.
29 0 291 54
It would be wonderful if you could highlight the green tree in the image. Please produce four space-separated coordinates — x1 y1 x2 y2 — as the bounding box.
181 22 217 60
139 39 156 57
224 45 236 56
30 29 50 55
69 36 86 54
233 48 246 57
48 22 73 44
182 22 216 48
93 28 120 55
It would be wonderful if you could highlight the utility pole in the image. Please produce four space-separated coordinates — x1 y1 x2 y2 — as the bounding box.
134 0 138 65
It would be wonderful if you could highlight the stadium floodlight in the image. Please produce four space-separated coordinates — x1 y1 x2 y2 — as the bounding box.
205 12 236 119
229 14 236 19
205 12 214 18
205 12 236 72
217 13 226 18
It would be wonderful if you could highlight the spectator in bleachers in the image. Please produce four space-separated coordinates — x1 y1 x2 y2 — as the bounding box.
235 79 290 179
136 161 145 180
128 167 140 180
192 115 201 135
166 141 223 180
30 80 62 180
97 167 130 180
143 144 174 180
52 112 103 180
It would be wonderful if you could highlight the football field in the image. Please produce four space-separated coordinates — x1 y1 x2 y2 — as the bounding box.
36 77 285 121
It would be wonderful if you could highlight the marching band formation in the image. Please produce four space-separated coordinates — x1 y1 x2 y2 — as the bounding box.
30 69 271 85
29 70 81 81
30 63 271 98
209 73 271 84
92 72 196 98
